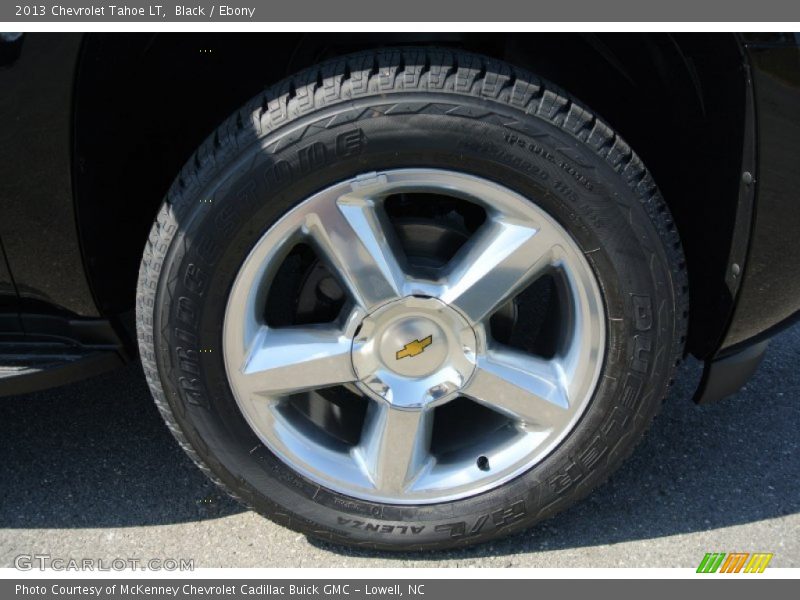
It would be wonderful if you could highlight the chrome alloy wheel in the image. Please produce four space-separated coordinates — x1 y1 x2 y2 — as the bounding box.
223 169 605 504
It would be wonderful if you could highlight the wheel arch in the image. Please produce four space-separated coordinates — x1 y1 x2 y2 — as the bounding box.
72 32 750 359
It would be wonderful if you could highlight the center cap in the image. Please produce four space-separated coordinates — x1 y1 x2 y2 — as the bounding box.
351 296 478 409
379 316 447 377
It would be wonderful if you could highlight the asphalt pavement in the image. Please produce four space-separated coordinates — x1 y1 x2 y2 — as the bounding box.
1 325 798 568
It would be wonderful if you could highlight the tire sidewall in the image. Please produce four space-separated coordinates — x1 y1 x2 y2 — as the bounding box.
150 94 675 549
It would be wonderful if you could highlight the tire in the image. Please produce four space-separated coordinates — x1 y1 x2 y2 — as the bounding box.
137 47 688 550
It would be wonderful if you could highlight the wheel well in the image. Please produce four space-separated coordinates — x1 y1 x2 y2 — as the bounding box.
73 33 747 358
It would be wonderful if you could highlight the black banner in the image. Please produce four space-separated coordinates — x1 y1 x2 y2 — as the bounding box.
3 579 797 600
3 0 800 22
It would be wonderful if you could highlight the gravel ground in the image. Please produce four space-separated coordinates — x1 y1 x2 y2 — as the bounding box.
1 325 798 568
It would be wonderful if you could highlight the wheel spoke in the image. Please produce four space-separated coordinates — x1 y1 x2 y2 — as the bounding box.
440 218 556 323
462 348 570 430
356 403 434 494
305 194 406 310
239 326 355 396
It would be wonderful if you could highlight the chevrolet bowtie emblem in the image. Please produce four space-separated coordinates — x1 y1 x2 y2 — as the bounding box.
396 335 433 360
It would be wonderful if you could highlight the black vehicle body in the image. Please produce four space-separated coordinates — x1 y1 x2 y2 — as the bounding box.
1 32 799 401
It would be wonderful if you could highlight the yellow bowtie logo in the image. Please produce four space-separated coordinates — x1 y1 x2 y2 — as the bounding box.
396 335 433 360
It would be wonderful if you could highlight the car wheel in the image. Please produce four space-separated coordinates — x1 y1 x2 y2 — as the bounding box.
137 48 688 550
